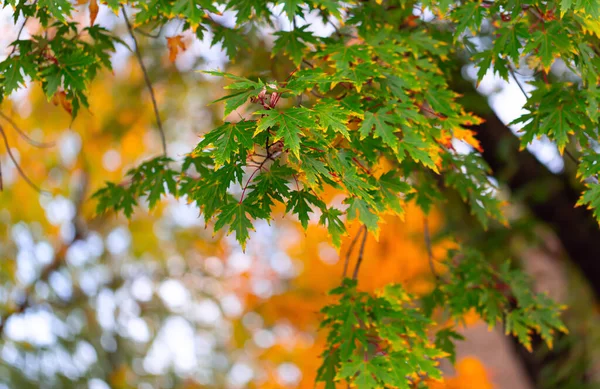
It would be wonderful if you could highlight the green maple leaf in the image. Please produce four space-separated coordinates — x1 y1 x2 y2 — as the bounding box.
312 99 351 139
255 107 313 158
273 26 318 66
538 106 571 153
0 60 25 95
214 201 256 249
229 0 270 23
524 22 572 70
368 356 412 389
377 172 412 216
337 359 379 389
435 328 464 364
319 207 347 247
195 121 256 166
278 0 304 22
359 108 401 151
577 183 600 223
38 0 73 21
285 190 324 229
205 72 263 117
316 350 340 389
211 25 247 59
452 1 486 38
285 68 335 94
172 0 217 28
301 155 330 187
346 197 379 235
319 43 370 70
246 162 294 214
398 126 438 170
93 182 137 218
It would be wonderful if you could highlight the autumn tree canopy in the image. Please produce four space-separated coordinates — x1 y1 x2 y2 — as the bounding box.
0 0 599 388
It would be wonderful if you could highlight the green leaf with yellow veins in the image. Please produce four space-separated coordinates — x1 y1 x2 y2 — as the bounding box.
359 108 401 151
195 121 256 167
273 26 318 66
319 207 347 248
214 201 256 249
312 99 351 139
255 107 313 158
347 197 379 236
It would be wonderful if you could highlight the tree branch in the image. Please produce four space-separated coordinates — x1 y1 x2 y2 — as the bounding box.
0 112 55 148
0 125 48 194
352 225 368 280
121 5 167 156
343 225 366 279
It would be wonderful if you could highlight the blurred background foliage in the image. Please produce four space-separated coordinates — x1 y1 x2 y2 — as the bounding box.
0 3 598 389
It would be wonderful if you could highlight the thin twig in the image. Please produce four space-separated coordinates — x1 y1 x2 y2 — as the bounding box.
0 112 55 148
508 66 529 100
134 25 164 39
121 5 167 156
342 225 366 279
423 216 439 281
0 125 48 194
8 10 31 57
352 225 368 280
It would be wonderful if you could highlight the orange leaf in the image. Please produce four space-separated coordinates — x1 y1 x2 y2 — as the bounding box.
166 35 187 63
51 91 72 115
453 127 483 152
89 0 99 26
